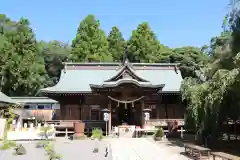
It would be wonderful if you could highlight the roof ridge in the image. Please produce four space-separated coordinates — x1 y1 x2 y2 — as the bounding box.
64 62 119 66
11 97 52 99
64 62 180 67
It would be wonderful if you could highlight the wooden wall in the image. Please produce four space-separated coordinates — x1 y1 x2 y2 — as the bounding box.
57 94 183 121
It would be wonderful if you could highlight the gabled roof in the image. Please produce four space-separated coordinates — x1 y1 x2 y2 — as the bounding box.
104 59 149 82
0 91 17 105
40 62 183 93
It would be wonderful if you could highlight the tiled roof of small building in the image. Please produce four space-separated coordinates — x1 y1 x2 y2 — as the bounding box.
0 91 17 104
11 97 58 104
40 62 183 93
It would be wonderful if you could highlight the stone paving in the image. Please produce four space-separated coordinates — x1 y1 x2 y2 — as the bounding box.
0 139 112 160
1 138 215 160
108 138 189 160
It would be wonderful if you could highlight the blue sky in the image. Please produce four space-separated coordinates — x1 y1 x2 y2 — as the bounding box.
1 0 228 48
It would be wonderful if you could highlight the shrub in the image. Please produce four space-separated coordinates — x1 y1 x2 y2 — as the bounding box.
40 126 52 139
91 128 103 140
93 147 99 153
0 140 16 150
14 144 26 155
36 140 49 148
44 142 62 160
154 128 164 139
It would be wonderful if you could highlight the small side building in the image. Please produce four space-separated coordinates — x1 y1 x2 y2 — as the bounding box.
11 97 60 122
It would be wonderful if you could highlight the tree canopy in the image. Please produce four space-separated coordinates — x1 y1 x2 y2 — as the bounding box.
71 14 112 62
0 13 210 99
107 26 126 62
127 22 163 62
0 15 49 96
180 0 240 145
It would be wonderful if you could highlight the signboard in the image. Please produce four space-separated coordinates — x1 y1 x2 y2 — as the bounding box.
103 113 109 121
144 112 150 121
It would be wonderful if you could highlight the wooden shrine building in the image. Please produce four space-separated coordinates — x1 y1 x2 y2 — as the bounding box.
40 60 184 130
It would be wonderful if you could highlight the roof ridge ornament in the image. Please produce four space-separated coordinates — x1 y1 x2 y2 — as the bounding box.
124 58 129 65
122 49 129 65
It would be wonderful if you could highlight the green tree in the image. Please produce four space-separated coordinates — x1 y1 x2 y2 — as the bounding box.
127 22 162 62
107 26 126 62
181 3 240 145
0 15 49 96
170 46 209 78
155 45 172 63
71 14 112 62
38 40 71 85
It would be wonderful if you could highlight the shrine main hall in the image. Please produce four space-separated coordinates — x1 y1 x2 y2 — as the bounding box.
40 60 184 129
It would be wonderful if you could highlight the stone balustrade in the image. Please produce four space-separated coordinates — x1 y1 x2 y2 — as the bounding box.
146 119 185 127
7 122 55 140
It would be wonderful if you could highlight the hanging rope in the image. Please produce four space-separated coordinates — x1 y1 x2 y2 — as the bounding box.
108 96 144 104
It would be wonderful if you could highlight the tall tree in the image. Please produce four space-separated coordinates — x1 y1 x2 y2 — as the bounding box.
0 15 49 96
181 3 240 145
71 14 112 62
127 22 162 62
107 26 126 62
170 46 209 78
38 40 71 85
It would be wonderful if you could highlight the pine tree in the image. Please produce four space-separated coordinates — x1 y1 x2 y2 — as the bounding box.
107 26 126 62
71 14 112 62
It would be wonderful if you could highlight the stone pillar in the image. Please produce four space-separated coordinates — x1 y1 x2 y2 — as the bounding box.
108 100 112 133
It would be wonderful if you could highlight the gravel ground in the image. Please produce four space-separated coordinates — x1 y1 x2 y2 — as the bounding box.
0 139 112 160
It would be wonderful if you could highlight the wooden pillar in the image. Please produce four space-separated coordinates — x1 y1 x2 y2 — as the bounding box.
108 100 111 133
158 95 162 119
156 105 160 119
81 105 84 120
60 103 64 120
141 100 144 127
164 95 168 119
89 105 91 120
165 104 168 119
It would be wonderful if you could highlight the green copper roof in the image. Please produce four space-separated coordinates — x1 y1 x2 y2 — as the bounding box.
0 91 17 104
40 62 183 93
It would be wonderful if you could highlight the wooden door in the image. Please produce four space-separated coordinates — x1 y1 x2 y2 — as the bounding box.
65 105 81 120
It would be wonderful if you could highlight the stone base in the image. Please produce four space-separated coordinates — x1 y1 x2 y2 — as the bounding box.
118 125 135 138
74 133 84 137
70 134 86 140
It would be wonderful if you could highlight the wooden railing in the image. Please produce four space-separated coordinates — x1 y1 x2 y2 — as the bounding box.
46 120 82 126
146 119 185 127
46 120 106 134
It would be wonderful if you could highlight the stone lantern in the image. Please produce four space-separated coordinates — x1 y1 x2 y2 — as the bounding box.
101 108 110 136
143 108 151 126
